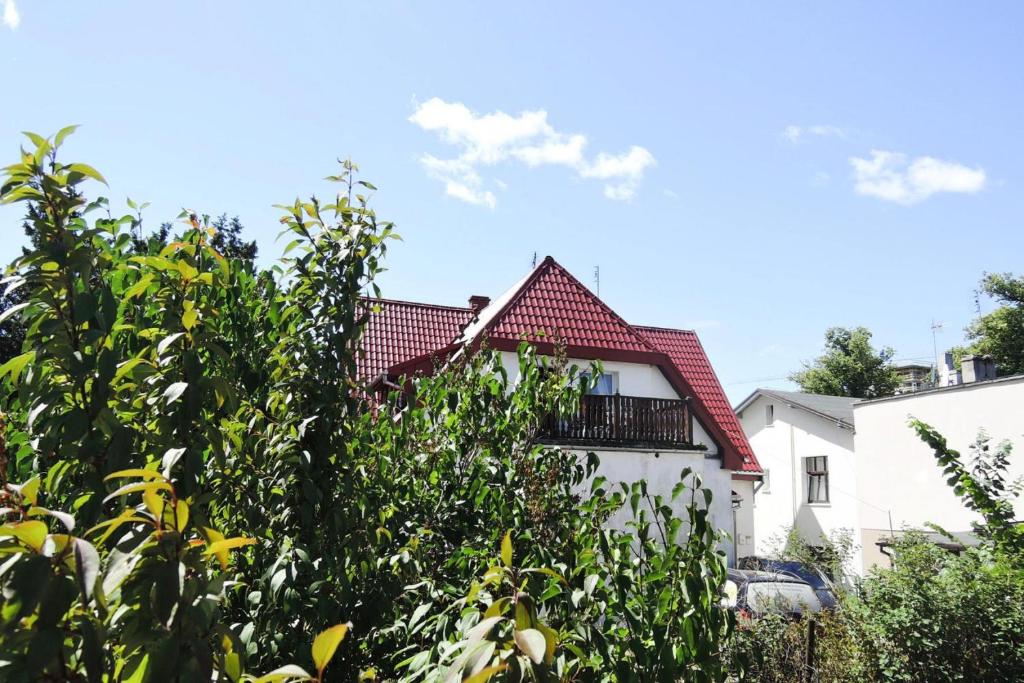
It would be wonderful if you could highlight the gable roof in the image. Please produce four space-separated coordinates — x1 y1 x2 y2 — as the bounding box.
735 388 856 430
471 256 656 352
357 256 762 475
357 298 473 381
635 326 760 473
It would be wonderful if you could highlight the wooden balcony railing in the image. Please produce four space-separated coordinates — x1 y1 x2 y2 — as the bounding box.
538 394 694 449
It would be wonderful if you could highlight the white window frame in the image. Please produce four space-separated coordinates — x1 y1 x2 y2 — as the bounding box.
804 456 829 505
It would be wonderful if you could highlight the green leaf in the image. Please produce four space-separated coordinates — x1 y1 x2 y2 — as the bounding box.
0 302 29 325
74 538 100 599
250 665 313 683
104 468 165 482
123 274 154 300
521 567 567 585
311 623 351 676
467 615 503 644
0 520 48 551
16 476 40 505
102 480 172 504
26 506 75 531
513 629 546 665
163 382 188 405
501 531 512 567
54 125 79 148
67 163 108 185
0 350 32 385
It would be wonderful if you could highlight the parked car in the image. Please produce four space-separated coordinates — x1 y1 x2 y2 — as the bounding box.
736 556 838 609
725 569 823 618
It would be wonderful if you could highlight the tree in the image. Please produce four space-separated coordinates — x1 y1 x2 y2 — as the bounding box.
790 326 900 398
0 211 257 365
962 272 1024 376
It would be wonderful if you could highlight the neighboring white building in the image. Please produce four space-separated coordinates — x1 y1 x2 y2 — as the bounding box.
736 356 1024 574
359 256 763 566
853 368 1024 571
734 390 857 558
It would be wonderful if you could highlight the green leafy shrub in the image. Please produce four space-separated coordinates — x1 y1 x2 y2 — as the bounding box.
0 129 737 681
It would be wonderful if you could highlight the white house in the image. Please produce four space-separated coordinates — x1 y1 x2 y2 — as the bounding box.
357 256 763 565
735 356 1024 574
734 390 857 558
853 364 1024 571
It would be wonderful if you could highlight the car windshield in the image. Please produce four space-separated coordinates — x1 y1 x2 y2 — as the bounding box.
758 560 829 590
746 581 822 615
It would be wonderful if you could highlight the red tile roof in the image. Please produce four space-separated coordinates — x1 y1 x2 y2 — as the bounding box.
487 258 655 352
358 299 473 381
357 257 761 475
635 326 760 473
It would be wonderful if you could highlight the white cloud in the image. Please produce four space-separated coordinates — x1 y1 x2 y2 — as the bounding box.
663 188 680 200
783 124 846 143
444 180 496 209
410 98 655 206
3 0 20 29
850 150 986 204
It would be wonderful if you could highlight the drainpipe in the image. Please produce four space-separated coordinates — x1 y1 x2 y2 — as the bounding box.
790 422 799 523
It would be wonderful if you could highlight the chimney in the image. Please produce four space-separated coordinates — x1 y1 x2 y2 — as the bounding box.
961 354 997 384
468 295 490 313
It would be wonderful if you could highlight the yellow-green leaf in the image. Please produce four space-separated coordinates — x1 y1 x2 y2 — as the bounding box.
0 350 35 385
174 499 189 532
205 535 256 570
103 468 165 482
182 308 198 331
18 476 40 506
500 531 512 568
249 664 312 683
311 622 352 676
0 520 48 552
67 163 108 185
102 480 172 504
463 665 507 683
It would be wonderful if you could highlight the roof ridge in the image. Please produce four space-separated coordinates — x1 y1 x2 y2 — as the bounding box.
634 323 697 334
360 296 471 312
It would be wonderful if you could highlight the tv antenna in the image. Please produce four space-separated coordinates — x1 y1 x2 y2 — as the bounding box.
931 320 944 383
531 252 537 269
594 266 600 298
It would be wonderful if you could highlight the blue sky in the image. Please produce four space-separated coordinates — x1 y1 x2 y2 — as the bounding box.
2 1 1021 402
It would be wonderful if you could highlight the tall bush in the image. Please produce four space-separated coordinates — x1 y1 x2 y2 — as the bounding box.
0 130 737 681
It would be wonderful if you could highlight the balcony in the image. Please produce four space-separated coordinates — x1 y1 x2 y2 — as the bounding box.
538 394 696 449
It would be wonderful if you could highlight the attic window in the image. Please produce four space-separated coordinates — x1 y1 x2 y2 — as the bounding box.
765 403 774 427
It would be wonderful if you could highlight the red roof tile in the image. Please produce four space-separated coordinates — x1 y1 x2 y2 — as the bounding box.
486 257 655 352
358 298 472 380
635 326 761 472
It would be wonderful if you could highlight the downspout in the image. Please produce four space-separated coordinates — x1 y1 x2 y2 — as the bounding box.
790 421 799 523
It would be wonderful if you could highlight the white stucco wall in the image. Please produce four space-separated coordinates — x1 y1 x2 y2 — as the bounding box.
737 395 857 557
579 447 737 565
852 376 1024 570
499 351 736 563
732 479 756 561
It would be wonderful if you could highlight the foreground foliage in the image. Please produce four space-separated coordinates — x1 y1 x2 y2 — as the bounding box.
0 130 736 680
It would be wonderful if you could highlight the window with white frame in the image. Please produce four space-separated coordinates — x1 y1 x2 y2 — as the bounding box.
582 371 617 395
805 456 829 504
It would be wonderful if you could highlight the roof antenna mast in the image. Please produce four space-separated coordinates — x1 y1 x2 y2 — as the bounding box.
594 265 600 298
531 251 537 269
931 319 944 384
